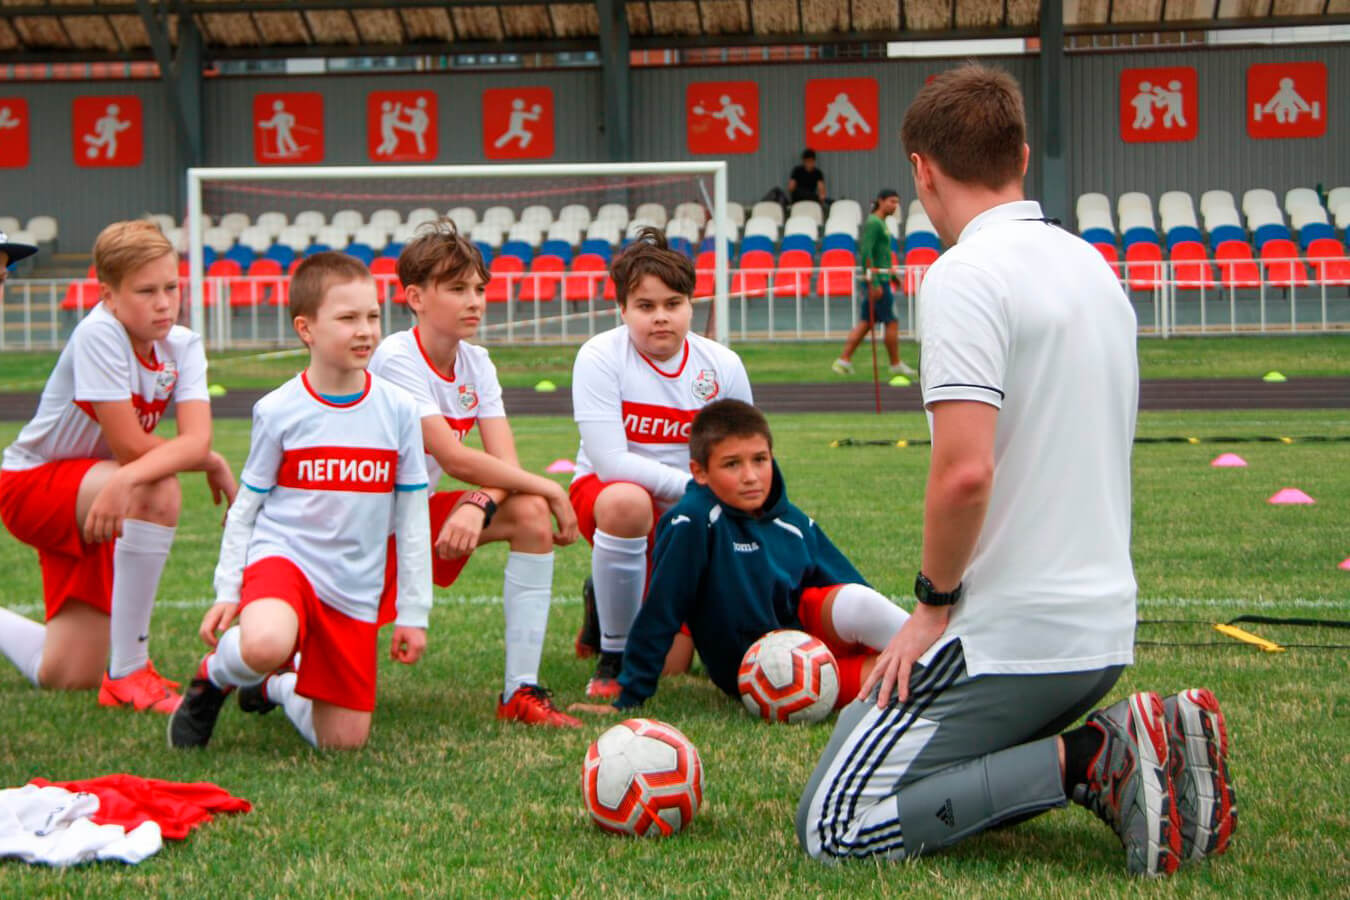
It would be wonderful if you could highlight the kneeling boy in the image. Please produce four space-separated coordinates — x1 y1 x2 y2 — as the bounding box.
170 252 432 750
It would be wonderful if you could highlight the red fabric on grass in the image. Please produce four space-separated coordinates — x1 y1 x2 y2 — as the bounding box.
29 775 251 840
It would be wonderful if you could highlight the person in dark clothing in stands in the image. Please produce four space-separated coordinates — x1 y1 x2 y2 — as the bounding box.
787 149 826 205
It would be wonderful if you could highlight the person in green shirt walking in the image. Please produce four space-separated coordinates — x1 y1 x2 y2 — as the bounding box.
831 189 917 378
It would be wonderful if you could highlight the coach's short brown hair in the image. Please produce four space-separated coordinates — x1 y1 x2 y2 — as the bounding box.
689 399 773 468
396 219 490 290
609 226 695 306
901 63 1026 191
288 251 373 321
93 220 175 288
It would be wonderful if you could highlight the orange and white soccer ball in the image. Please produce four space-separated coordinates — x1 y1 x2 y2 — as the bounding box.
738 629 839 723
581 718 704 837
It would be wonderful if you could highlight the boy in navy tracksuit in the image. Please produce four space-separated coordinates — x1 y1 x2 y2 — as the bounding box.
609 399 909 711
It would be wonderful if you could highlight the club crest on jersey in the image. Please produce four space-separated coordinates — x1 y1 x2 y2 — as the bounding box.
691 368 719 403
457 384 479 413
153 360 178 400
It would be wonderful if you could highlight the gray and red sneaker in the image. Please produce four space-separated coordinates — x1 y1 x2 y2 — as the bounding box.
1073 691 1183 877
1163 689 1237 861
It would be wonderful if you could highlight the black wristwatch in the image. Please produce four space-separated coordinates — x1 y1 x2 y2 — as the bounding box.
914 571 963 607
456 490 498 528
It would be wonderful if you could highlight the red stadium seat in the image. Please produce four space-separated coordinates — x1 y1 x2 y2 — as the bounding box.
1214 240 1261 289
518 255 564 302
61 279 100 311
1124 242 1163 291
818 248 858 298
693 250 715 299
563 253 608 303
243 259 286 307
772 249 813 299
731 249 772 299
204 259 242 307
486 255 523 303
1305 237 1350 286
1259 238 1307 288
1092 242 1122 277
1169 241 1215 290
903 247 939 295
369 256 404 304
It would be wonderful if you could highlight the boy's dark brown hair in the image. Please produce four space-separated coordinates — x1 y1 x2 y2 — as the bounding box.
900 63 1026 191
396 218 490 290
289 251 374 321
609 226 695 306
689 399 773 468
93 220 175 288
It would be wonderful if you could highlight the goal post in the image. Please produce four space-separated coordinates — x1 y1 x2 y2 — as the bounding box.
185 161 731 350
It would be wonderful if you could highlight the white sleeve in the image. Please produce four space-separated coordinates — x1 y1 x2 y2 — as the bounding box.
171 331 210 404
393 487 432 629
369 339 440 419
577 419 691 501
238 404 283 491
72 319 132 402
476 350 506 419
724 353 754 404
918 260 1009 410
212 486 264 607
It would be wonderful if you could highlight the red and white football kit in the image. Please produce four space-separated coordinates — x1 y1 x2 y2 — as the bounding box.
369 327 506 589
216 371 429 710
0 303 208 618
570 326 753 543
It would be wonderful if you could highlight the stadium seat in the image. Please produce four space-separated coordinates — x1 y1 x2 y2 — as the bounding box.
724 202 746 228
693 251 715 299
585 220 622 246
518 255 564 302
1207 224 1246 248
547 220 583 247
25 215 58 244
0 215 20 234
750 201 784 227
1169 241 1215 290
1081 227 1115 247
743 216 780 244
1165 225 1204 251
1297 221 1336 249
827 199 862 230
143 212 174 236
673 202 708 227
668 236 693 257
407 207 441 229
202 227 234 255
698 236 736 256
903 247 940 295
818 248 858 298
223 244 255 270
469 223 505 250
1076 192 1111 221
316 226 351 251
634 203 668 228
293 210 326 235
780 234 816 255
499 240 533 264
789 200 823 225
1305 238 1350 285
1214 240 1262 289
1253 222 1292 252
486 255 524 303
1122 225 1160 251
1124 242 1164 291
237 226 273 256
595 203 629 228
772 249 814 299
353 226 389 252
1241 188 1279 219
520 205 553 229
204 259 243 307
345 244 375 265
558 204 592 228
330 210 364 236
369 209 403 235
369 256 404 304
304 244 333 257
263 244 296 269
784 215 820 242
578 239 613 260
821 233 856 254
740 235 775 256
731 249 773 299
1259 238 1308 288
384 242 406 259
1199 190 1235 219
905 231 941 253
563 253 609 303
1092 242 1122 277
507 223 544 248
255 211 288 237
61 278 100 311
538 239 573 264
246 259 287 307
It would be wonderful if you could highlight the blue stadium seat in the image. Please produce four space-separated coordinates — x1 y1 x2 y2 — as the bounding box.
579 239 613 260
344 243 375 265
905 232 941 252
538 239 574 264
1165 225 1204 251
1080 227 1115 246
821 233 856 254
202 246 218 266
1253 222 1291 252
668 236 692 257
499 240 534 264
780 234 815 255
1207 224 1246 248
698 236 736 257
1122 226 1160 250
740 235 775 256
1298 221 1335 249
304 243 332 257
223 244 254 269
475 245 493 265
382 242 404 259
263 244 295 269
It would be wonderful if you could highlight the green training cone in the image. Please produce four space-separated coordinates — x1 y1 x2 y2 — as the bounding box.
1262 371 1287 383
888 375 912 387
534 379 557 392
208 384 227 397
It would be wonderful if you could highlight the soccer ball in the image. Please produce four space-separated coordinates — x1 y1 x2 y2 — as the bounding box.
581 718 704 837
737 629 839 724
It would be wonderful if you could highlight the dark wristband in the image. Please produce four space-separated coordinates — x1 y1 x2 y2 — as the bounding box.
914 571 963 607
456 490 498 528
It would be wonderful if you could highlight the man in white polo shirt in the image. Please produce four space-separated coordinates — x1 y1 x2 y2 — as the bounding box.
797 64 1235 877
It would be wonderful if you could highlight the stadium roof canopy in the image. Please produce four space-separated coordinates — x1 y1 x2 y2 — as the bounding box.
1 0 1346 62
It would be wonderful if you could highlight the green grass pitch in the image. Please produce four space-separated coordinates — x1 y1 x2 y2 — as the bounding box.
0 407 1347 896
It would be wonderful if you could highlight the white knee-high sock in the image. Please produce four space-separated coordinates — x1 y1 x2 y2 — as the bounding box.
829 584 911 650
264 671 317 747
502 550 554 699
108 520 176 678
0 607 45 687
591 529 649 654
205 627 266 689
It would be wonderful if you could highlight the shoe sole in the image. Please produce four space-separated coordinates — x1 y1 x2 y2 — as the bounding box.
1124 691 1183 877
497 709 584 728
585 681 620 700
1165 689 1237 861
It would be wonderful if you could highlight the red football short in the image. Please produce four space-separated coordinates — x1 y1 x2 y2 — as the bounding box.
239 556 379 712
0 460 114 619
568 473 659 552
796 584 878 709
378 489 472 626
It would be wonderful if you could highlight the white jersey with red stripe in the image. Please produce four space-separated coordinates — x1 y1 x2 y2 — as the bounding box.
368 328 505 488
238 371 428 623
571 326 752 491
1 303 209 472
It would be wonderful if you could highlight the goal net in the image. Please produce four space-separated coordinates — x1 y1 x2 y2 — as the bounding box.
185 163 731 382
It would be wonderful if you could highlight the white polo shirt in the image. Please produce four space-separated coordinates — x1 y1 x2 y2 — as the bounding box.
917 200 1139 676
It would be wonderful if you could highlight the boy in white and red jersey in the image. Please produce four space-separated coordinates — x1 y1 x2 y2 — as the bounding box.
0 221 235 712
169 252 432 750
369 221 581 728
570 227 752 698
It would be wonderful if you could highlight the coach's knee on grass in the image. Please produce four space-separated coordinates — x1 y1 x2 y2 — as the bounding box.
313 703 371 749
592 483 653 537
37 603 110 690
126 474 182 526
498 493 553 551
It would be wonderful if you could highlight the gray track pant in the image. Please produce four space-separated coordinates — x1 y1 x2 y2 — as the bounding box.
796 639 1122 861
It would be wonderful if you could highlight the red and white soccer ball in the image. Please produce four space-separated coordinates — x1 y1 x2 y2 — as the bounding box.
737 629 839 724
581 718 704 837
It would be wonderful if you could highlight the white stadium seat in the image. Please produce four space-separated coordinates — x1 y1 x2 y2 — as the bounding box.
827 198 862 228
0 215 20 234
546 220 583 245
315 225 350 250
352 225 388 251
666 217 701 245
445 207 476 231
724 201 746 228
742 216 780 242
330 209 364 235
255 211 288 237
406 207 440 229
391 222 418 245
218 212 251 236
703 219 741 241
634 203 668 228
506 223 543 247
586 219 621 245
595 203 629 227
164 227 187 253
750 201 784 226
1077 209 1115 234
1283 188 1321 216
1241 189 1278 219
237 226 273 254
520 205 553 229
885 214 900 240
468 223 504 249
145 213 176 235
1290 206 1328 229
481 206 515 231
1076 192 1111 223
783 215 819 240
789 200 823 225
293 210 326 233
202 227 235 254
1199 190 1235 219
558 204 591 228
369 208 403 234
672 202 708 227
277 226 311 252
905 211 936 237
24 215 58 243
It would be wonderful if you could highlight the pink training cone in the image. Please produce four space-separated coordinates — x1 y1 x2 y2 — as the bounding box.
545 458 576 474
1339 557 1350 571
1210 453 1247 467
1268 487 1315 505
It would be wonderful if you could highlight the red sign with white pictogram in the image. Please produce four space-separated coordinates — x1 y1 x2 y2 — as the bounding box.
482 88 554 160
253 92 324 165
73 96 143 167
0 98 29 168
1247 63 1326 139
1119 68 1196 143
686 82 759 155
804 79 878 151
367 90 437 162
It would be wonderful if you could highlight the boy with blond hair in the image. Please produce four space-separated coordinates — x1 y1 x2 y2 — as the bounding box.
369 221 582 727
0 220 235 712
170 252 432 750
